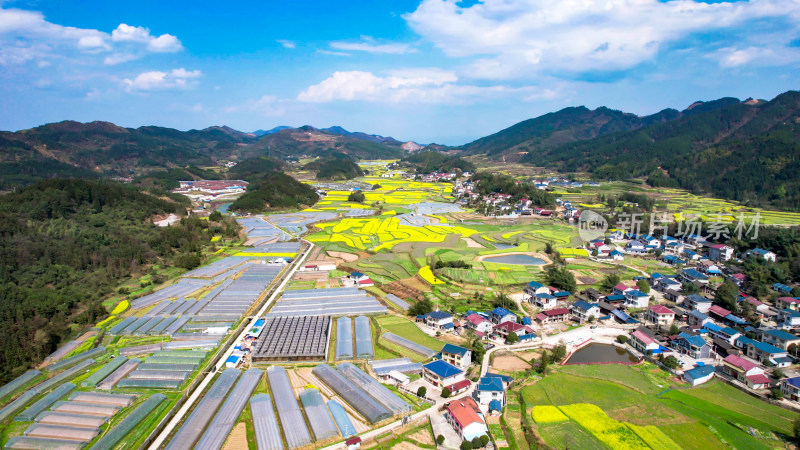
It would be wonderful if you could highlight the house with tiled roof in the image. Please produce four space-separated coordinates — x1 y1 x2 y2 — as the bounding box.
648 305 675 326
613 283 633 296
630 329 660 354
463 313 493 335
534 308 570 325
761 329 800 350
747 341 792 367
571 300 600 323
708 305 732 321
722 354 770 389
444 379 471 396
423 360 464 388
776 297 800 311
441 344 472 369
780 377 800 401
707 243 734 261
494 321 535 339
444 397 488 442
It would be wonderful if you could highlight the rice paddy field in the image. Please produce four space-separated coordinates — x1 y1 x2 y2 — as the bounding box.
521 364 797 450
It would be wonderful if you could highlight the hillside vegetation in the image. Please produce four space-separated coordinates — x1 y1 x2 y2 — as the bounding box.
229 172 319 213
401 151 476 174
0 179 239 382
303 156 364 180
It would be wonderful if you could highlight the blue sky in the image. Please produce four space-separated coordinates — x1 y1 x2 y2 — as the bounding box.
1 0 799 144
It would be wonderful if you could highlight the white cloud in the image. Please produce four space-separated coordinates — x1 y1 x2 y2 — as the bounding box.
123 68 201 92
0 7 183 68
277 39 296 49
404 0 800 79
715 45 800 68
330 36 414 54
297 69 540 104
317 49 351 57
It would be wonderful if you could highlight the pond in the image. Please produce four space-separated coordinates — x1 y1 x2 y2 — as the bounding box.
216 202 232 214
483 254 546 265
564 343 639 365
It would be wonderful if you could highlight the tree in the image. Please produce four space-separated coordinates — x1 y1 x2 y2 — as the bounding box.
441 387 452 398
683 282 700 294
545 242 554 254
551 342 567 362
538 350 550 375
480 435 489 446
773 368 786 379
616 335 629 344
545 266 577 293
437 435 445 446
771 388 784 400
636 279 651 294
371 183 382 190
492 293 517 311
471 437 483 449
348 191 366 203
460 441 473 450
715 280 739 312
600 273 621 291
506 332 519 344
669 323 680 335
408 299 433 316
661 355 680 370
209 210 223 221
417 386 427 397
794 417 800 441
789 343 798 357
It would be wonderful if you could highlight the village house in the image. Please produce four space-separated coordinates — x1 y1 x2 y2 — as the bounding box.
747 342 792 367
440 344 472 369
680 268 709 284
630 329 660 354
761 329 800 350
655 276 682 292
780 309 800 328
463 313 494 335
674 332 712 358
531 293 558 310
524 280 551 297
423 360 465 388
488 307 517 325
494 321 535 339
707 244 734 261
705 324 741 346
535 308 570 325
444 379 471 396
745 248 777 262
571 300 600 323
722 354 771 389
613 283 633 296
474 375 506 407
443 397 488 442
648 305 675 327
683 294 713 313
776 297 800 311
781 377 800 402
424 311 454 330
624 289 650 309
684 364 715 386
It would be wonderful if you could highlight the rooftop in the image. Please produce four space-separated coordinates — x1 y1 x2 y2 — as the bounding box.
424 360 464 379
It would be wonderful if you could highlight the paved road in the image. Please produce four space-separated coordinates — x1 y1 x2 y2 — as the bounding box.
147 240 314 450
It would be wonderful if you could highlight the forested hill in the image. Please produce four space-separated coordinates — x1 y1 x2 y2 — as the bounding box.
521 90 800 210
244 126 404 160
0 179 238 382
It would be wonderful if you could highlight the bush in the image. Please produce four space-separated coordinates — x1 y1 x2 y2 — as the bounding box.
471 437 482 449
437 435 445 445
480 435 489 446
773 368 786 379
616 335 629 344
348 191 366 203
506 332 519 344
417 386 427 397
460 441 473 450
772 388 784 399
442 387 452 398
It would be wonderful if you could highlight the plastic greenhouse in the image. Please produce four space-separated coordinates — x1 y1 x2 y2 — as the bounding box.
266 366 312 449
250 394 284 450
311 364 392 424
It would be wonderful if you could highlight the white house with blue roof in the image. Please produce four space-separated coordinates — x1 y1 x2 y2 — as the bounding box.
424 310 454 330
571 300 600 323
747 341 791 367
423 360 465 388
440 343 472 369
745 248 777 262
779 309 800 328
488 307 517 325
531 292 557 310
683 364 715 386
761 329 800 350
474 375 508 407
781 377 800 402
524 280 550 297
684 294 713 313
624 289 650 309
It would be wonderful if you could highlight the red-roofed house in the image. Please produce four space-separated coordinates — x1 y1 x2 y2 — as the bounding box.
444 397 488 441
722 355 769 389
777 297 800 311
729 273 747 286
707 243 734 261
630 330 660 353
613 283 633 296
708 305 731 320
534 308 570 325
445 379 472 395
647 305 675 326
358 278 375 287
494 321 534 338
463 313 493 334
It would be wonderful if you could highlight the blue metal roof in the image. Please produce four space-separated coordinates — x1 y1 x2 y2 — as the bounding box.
750 341 786 354
553 291 571 297
611 309 638 324
535 293 556 299
627 290 648 297
606 294 626 301
424 360 463 378
689 310 709 320
491 307 514 317
773 283 792 293
678 332 707 348
426 310 453 320
763 329 800 341
720 327 739 336
485 372 514 383
685 365 715 379
522 317 532 325
441 343 469 357
477 376 504 392
786 377 800 389
686 294 711 304
573 300 598 311
704 323 722 333
527 281 544 289
489 399 502 411
683 268 708 279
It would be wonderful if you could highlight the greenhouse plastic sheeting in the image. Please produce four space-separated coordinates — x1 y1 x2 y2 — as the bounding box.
384 294 410 311
120 343 162 356
369 358 422 376
35 411 108 428
311 364 391 424
336 363 410 415
266 367 312 449
47 346 105 372
163 340 218 350
16 382 76 422
37 359 95 393
98 358 140 390
121 315 153 335
354 316 374 359
24 423 99 442
298 389 338 441
153 350 208 358
195 368 262 450
183 298 210 315
335 317 353 360
382 332 436 357
145 356 203 365
134 315 167 335
148 315 179 335
0 370 40 400
165 368 240 450
172 300 196 316
116 378 182 389
81 357 127 387
51 401 118 417
127 370 189 381
0 390 39 423
88 393 166 450
149 300 172 316
327 400 356 438
68 392 135 407
137 363 196 372
250 394 283 450
165 317 191 335
161 299 187 315
5 436 85 450
108 317 136 335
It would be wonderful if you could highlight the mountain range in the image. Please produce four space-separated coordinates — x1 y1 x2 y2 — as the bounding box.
2 90 799 209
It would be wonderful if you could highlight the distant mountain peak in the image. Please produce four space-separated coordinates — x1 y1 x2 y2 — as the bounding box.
252 126 294 136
